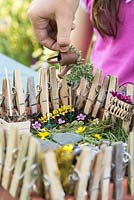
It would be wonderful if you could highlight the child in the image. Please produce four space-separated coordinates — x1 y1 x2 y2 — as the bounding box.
72 0 134 84
28 0 134 84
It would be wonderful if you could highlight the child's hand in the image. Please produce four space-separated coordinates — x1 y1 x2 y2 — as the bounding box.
28 0 79 52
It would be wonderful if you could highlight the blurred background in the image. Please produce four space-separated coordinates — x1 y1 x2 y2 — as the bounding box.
0 0 56 70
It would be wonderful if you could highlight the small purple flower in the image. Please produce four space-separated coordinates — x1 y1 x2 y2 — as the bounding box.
58 118 65 124
110 91 133 104
32 121 41 130
76 113 86 121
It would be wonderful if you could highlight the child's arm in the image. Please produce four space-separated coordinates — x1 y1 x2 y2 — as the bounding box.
71 5 93 59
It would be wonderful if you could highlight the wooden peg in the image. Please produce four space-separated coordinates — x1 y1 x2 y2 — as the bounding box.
0 127 6 183
26 76 37 114
103 76 118 120
2 126 18 190
20 137 38 200
13 70 25 115
128 131 134 195
75 78 89 110
122 84 134 133
59 69 69 106
39 66 49 115
42 150 65 200
112 142 123 200
84 68 102 115
74 147 91 200
92 75 110 118
49 66 59 109
89 151 103 200
100 146 112 200
9 133 31 198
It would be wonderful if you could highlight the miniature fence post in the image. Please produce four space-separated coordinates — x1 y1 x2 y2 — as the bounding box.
74 147 91 200
14 69 25 115
2 79 9 114
27 77 37 114
103 76 118 119
49 66 59 109
39 65 49 115
122 84 134 133
128 131 134 195
42 150 65 200
100 146 112 200
20 137 38 200
59 69 69 105
112 142 123 200
0 128 6 183
89 151 104 200
84 68 102 115
9 133 31 198
92 75 110 118
75 78 89 110
2 126 18 190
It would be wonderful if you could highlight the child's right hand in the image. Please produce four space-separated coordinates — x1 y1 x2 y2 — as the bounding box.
28 0 79 52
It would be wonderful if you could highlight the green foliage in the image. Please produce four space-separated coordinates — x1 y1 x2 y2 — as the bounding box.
0 0 40 66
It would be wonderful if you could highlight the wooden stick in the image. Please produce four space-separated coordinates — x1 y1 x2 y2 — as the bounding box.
84 68 102 115
5 68 13 116
42 150 65 200
128 131 134 195
39 66 49 115
92 75 110 118
89 151 103 200
9 133 31 198
0 127 6 183
20 137 38 200
49 66 59 109
2 126 18 190
74 147 91 200
14 70 25 115
103 76 118 120
59 72 69 106
112 142 123 200
100 146 112 200
122 84 134 133
27 77 37 114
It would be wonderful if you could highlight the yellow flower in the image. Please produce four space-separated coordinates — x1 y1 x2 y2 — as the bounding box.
39 115 47 123
62 145 73 153
93 133 102 140
92 118 99 125
53 109 59 116
38 129 49 140
49 113 55 119
75 126 86 134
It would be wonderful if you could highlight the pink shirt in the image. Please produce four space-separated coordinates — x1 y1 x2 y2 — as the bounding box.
84 0 134 84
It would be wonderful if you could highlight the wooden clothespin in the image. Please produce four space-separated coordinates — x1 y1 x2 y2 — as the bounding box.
2 125 18 190
20 137 39 200
9 133 31 198
100 146 112 200
26 76 37 115
13 69 25 115
74 147 91 200
128 131 134 195
92 75 110 118
0 127 6 183
42 150 65 200
84 68 102 115
112 142 123 200
75 78 90 110
38 65 49 115
103 76 118 120
59 68 69 106
89 151 104 200
49 66 59 110
122 84 134 133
